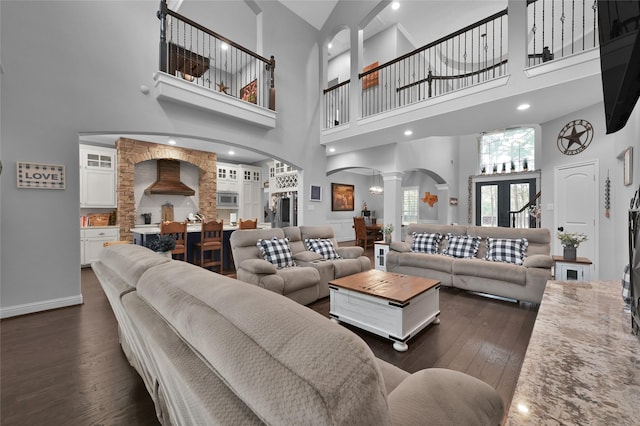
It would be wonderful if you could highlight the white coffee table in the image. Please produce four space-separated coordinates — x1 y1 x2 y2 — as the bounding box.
329 270 440 352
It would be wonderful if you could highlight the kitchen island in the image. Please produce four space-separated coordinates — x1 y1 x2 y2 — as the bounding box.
131 223 267 270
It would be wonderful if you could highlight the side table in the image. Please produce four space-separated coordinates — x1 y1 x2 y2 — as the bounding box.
552 255 592 281
374 242 390 271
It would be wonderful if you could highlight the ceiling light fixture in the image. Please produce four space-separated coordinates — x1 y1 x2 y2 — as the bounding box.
404 130 413 136
329 147 336 153
228 150 235 155
369 169 384 195
328 43 332 49
392 2 400 10
168 139 177 145
517 103 530 110
221 42 229 51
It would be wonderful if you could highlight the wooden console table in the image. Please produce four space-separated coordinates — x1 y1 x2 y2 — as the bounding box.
506 280 639 425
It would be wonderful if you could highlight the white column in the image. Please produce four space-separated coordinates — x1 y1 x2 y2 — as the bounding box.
435 184 450 224
508 0 528 75
383 172 404 242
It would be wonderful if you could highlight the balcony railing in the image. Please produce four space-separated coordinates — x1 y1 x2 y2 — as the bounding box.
157 0 276 110
359 8 508 118
526 0 599 67
323 80 350 129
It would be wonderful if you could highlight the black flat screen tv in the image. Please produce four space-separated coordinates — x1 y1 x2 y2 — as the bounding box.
597 1 640 134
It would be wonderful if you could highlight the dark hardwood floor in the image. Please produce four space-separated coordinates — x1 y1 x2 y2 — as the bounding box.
1 244 538 425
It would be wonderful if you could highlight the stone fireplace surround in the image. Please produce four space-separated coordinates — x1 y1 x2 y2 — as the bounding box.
116 138 217 242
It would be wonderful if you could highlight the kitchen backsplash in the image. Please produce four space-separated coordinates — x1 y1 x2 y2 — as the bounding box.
134 160 200 224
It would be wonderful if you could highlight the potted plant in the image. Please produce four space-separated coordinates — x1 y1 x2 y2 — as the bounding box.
492 164 498 174
510 161 516 172
382 224 394 244
480 165 486 175
523 158 529 171
557 231 588 260
146 234 176 258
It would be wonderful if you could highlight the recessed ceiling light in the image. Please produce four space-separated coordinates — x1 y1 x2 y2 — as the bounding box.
404 130 413 136
517 403 529 414
228 150 235 155
517 103 530 110
329 147 336 153
168 139 177 145
392 2 400 10
328 43 332 49
221 42 229 51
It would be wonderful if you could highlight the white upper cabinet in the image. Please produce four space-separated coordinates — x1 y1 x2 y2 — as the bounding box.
216 162 239 192
80 145 117 208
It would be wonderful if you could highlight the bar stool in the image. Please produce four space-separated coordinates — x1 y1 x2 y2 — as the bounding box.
193 220 224 273
238 218 258 229
160 221 188 261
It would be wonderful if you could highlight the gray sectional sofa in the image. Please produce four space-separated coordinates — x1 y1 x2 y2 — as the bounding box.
92 243 505 425
230 225 370 304
387 224 553 304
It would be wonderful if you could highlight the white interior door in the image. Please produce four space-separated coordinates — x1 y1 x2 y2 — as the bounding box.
554 161 598 278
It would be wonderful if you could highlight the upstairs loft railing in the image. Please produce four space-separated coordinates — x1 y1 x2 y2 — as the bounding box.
157 0 276 110
359 8 508 118
323 80 350 129
323 9 508 128
526 0 599 67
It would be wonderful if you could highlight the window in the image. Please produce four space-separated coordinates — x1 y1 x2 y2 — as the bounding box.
402 187 419 224
479 128 535 173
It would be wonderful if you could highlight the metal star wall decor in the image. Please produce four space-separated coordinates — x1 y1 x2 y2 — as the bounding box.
557 119 593 155
216 81 229 94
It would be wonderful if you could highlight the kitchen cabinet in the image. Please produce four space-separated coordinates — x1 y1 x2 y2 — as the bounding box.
216 162 238 192
80 145 117 208
81 227 119 265
239 165 262 221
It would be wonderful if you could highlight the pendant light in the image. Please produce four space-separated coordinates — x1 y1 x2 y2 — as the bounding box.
369 169 383 195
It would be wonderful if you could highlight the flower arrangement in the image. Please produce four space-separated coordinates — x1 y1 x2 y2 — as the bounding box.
557 232 588 248
382 224 394 235
146 234 176 252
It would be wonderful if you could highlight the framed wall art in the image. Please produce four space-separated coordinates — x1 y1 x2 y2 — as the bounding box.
240 79 257 104
310 185 322 202
624 146 633 186
17 162 66 189
331 183 354 211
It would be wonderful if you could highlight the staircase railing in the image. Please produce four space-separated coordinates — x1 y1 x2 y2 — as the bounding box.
157 0 276 110
509 191 542 228
323 80 350 129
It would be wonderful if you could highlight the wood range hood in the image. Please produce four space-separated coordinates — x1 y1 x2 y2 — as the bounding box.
144 159 195 196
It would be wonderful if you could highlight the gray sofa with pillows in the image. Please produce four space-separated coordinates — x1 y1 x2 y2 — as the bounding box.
93 243 505 425
230 225 370 304
386 224 553 304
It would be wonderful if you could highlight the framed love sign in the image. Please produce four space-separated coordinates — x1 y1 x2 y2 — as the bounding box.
17 162 66 189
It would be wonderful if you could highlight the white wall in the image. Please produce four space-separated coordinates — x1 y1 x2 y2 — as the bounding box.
0 0 323 315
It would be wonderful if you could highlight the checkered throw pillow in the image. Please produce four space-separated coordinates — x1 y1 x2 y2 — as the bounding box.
257 237 296 268
411 232 442 254
485 237 528 265
442 234 481 258
305 238 341 260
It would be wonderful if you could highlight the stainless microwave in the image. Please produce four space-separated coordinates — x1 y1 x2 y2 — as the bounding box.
217 191 238 208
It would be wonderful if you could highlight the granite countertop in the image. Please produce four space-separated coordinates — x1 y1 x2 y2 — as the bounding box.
507 280 639 425
131 224 241 234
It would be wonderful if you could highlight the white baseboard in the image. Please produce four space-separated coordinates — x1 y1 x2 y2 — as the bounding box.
0 295 83 319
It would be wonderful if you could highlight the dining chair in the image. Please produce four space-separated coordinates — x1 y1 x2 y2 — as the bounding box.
193 219 224 273
160 221 188 261
353 216 377 250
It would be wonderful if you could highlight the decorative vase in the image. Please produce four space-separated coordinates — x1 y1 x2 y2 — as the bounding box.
385 234 391 244
563 247 576 260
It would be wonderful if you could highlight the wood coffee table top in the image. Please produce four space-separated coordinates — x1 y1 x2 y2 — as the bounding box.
329 270 440 305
